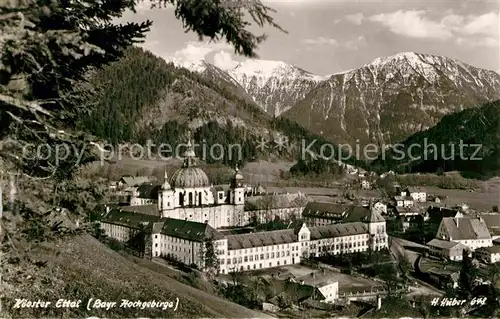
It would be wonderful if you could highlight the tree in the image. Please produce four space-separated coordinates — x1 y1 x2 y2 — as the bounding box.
127 223 148 257
1 0 284 180
457 249 479 300
200 235 220 278
379 263 400 296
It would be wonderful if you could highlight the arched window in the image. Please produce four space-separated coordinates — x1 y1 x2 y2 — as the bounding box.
179 193 184 206
188 192 193 206
198 192 202 205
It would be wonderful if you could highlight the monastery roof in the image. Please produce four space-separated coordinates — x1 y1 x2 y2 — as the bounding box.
120 204 158 216
427 238 467 250
101 208 160 229
308 222 368 240
343 206 385 223
226 229 297 250
302 202 349 219
441 217 491 241
156 218 224 242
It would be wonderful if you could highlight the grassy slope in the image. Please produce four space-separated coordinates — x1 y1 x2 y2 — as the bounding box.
3 234 273 318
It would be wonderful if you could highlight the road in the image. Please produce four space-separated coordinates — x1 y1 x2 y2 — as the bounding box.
390 236 444 297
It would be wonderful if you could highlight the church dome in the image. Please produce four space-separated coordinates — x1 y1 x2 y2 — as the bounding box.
170 167 210 188
170 135 211 188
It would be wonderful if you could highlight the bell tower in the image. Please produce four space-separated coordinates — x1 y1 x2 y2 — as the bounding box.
159 168 174 215
230 165 245 205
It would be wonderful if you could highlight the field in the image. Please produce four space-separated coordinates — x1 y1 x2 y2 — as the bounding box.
3 234 273 318
422 183 500 211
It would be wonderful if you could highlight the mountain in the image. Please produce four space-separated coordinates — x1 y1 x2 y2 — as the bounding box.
283 52 500 148
81 47 361 169
224 59 326 117
169 57 326 117
370 99 500 178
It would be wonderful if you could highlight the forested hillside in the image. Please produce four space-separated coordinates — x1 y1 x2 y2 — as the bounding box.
80 47 363 170
370 100 500 178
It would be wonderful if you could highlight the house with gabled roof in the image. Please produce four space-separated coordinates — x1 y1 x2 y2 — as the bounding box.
426 238 469 261
130 183 160 206
117 175 152 188
435 217 493 251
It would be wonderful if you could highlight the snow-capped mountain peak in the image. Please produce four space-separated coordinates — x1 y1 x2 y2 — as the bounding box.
164 57 209 73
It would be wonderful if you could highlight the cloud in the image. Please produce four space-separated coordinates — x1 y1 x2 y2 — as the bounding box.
344 36 367 50
369 10 453 39
172 41 232 61
456 37 498 48
303 37 338 46
213 50 238 70
345 13 364 25
369 10 499 48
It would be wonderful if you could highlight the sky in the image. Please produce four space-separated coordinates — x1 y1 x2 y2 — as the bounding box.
121 0 500 75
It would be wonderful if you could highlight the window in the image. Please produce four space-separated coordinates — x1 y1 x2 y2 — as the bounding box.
244 256 248 262
155 235 158 239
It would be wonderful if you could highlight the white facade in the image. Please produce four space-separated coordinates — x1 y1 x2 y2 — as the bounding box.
100 222 132 242
131 197 156 206
373 202 387 214
395 196 414 208
408 191 426 202
318 282 339 303
361 180 371 190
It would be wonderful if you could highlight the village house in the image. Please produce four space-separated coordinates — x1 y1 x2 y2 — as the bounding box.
361 180 371 190
426 206 463 224
372 201 387 215
435 217 493 251
394 195 414 208
405 187 427 202
117 175 152 189
294 271 339 303
426 238 469 261
474 246 500 264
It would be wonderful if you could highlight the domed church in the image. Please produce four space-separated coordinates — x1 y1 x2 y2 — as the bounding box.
158 139 246 228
